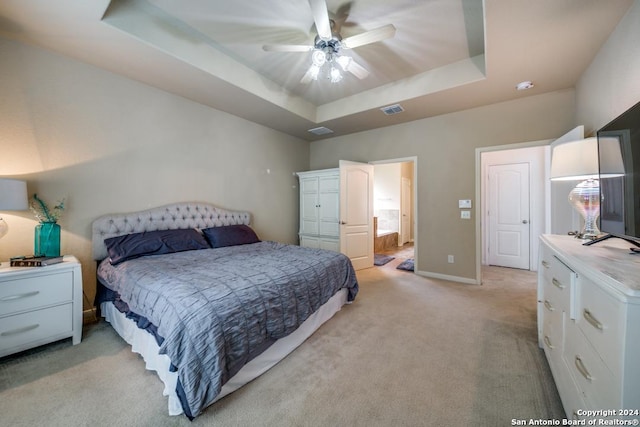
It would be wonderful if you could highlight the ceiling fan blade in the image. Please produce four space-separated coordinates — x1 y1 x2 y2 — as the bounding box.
262 44 312 52
331 1 353 35
341 24 396 49
309 0 332 41
345 59 369 80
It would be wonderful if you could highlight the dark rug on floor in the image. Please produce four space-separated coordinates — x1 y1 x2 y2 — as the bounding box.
374 254 395 266
396 259 414 271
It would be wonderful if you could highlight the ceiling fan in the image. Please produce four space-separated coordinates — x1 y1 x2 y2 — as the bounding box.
262 0 396 84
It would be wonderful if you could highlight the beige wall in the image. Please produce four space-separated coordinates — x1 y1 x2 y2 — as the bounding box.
310 90 576 282
575 0 640 134
0 38 309 305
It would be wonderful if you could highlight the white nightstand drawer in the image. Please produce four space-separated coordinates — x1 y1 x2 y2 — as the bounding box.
0 303 73 353
576 277 623 376
0 271 73 317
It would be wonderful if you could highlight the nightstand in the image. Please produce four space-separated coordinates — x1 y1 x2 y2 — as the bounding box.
0 256 83 358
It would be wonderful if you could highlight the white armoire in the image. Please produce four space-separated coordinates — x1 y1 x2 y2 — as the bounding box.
297 169 340 252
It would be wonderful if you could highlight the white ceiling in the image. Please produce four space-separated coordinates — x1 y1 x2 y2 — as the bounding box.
0 0 634 141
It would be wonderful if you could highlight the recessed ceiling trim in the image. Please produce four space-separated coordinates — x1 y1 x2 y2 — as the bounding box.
316 55 487 123
102 0 318 122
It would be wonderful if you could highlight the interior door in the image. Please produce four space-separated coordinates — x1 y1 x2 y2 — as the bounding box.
488 163 530 269
339 160 374 270
401 177 411 245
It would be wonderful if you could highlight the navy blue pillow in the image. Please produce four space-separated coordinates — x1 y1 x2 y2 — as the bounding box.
105 228 210 265
202 225 260 248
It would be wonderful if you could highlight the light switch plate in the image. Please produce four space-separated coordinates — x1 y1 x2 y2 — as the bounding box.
458 199 472 209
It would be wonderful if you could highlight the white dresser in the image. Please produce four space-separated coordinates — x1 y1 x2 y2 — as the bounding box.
538 235 640 421
297 169 340 252
0 256 83 358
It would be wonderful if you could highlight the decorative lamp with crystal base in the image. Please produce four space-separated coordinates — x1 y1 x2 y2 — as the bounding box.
550 137 624 240
568 178 601 239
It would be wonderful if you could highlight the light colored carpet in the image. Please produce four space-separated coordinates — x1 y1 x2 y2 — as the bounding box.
0 265 564 426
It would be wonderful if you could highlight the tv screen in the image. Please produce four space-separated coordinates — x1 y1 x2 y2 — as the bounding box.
596 100 640 247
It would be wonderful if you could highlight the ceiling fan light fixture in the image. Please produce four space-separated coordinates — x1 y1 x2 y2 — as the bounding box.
335 55 351 71
330 67 342 83
309 64 321 81
311 49 327 67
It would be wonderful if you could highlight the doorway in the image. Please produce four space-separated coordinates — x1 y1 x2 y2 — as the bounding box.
478 144 548 276
371 158 417 270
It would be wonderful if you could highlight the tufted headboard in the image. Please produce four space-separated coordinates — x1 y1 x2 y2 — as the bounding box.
91 202 251 260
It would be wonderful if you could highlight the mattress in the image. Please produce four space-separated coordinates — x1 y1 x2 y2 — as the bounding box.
101 288 348 416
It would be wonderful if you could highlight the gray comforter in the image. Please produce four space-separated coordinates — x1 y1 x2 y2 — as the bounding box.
97 241 358 418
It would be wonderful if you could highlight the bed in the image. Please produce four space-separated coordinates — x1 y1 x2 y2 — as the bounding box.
92 202 358 419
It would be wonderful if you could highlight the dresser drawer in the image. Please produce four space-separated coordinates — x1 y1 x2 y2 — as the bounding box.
539 245 552 277
564 322 619 409
546 256 574 314
542 298 563 357
0 271 73 317
0 303 73 354
576 277 624 376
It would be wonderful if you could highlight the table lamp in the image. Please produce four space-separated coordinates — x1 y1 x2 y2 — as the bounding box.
550 137 624 239
0 178 28 240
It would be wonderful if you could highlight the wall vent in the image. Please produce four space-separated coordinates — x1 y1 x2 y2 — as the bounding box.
381 104 404 116
308 126 334 135
380 104 404 115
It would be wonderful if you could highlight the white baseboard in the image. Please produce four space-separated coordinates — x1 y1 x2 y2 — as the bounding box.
415 269 480 285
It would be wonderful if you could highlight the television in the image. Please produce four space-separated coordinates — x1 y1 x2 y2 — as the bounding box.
587 100 640 251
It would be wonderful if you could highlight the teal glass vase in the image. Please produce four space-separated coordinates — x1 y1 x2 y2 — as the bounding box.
34 222 61 257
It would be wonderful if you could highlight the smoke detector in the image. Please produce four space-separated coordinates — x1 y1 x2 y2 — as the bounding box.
516 81 534 91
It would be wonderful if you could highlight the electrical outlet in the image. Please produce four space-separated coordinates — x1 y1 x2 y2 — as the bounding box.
461 210 471 219
448 255 454 263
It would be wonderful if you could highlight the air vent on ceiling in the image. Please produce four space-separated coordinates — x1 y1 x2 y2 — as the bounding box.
380 104 404 115
308 126 334 135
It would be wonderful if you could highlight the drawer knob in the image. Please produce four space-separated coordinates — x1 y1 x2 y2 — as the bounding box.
0 291 40 302
544 300 555 312
541 260 550 269
583 309 603 331
1 323 40 337
575 356 593 381
544 335 555 349
552 278 565 289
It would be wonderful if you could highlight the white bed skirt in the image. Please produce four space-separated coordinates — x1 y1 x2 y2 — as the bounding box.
101 288 348 416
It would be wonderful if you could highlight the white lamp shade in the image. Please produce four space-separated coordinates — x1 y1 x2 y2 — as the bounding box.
550 137 625 181
0 178 28 210
550 137 599 181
